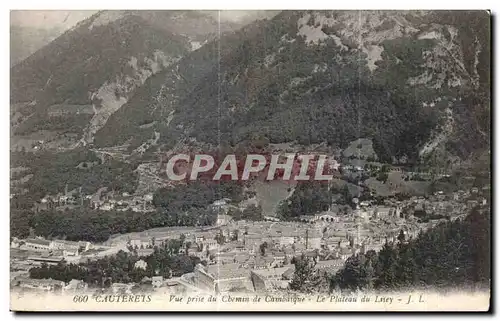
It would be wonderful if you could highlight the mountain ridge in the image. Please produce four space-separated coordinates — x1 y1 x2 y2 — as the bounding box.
10 10 243 150
94 10 490 167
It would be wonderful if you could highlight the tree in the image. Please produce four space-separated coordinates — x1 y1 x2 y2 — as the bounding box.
279 181 330 219
397 229 406 244
126 240 134 252
396 245 418 286
185 241 192 253
289 254 326 293
326 208 490 291
341 184 352 205
259 242 268 256
364 259 375 290
375 243 398 289
241 205 264 221
377 172 389 183
334 254 373 291
231 229 239 241
215 233 225 245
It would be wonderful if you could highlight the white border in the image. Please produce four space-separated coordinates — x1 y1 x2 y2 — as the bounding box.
2 1 498 320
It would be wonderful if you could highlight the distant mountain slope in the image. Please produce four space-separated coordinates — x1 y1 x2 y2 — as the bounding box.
11 12 192 147
130 10 238 35
10 10 243 150
95 10 490 164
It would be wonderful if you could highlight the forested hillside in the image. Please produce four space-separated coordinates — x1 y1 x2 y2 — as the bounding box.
96 10 490 165
331 207 490 291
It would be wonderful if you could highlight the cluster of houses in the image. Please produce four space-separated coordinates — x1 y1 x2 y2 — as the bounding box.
94 188 439 294
11 237 93 259
113 213 417 293
186 220 407 294
35 188 155 213
11 179 490 294
11 276 88 293
401 186 490 219
193 262 294 293
10 238 95 291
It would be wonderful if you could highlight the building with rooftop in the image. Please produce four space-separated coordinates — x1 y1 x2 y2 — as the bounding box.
315 259 346 273
193 263 254 293
24 239 54 251
251 265 295 292
15 277 65 292
152 276 163 288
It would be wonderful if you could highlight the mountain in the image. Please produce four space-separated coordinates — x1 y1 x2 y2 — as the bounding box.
95 10 490 166
10 10 239 151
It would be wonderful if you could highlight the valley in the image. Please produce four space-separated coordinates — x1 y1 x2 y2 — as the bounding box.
9 10 491 301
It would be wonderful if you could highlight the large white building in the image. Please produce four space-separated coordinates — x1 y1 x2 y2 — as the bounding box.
24 239 54 251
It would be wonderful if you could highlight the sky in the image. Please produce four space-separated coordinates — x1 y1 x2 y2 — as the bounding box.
10 10 97 30
10 10 278 30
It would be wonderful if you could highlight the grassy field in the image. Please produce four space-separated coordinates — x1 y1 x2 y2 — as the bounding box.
365 171 431 197
252 180 296 216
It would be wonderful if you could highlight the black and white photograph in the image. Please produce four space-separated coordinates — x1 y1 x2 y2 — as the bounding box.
8 9 491 312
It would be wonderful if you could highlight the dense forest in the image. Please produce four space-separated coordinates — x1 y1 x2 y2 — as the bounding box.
332 207 490 291
11 206 217 243
92 11 451 164
227 204 264 222
10 180 248 242
277 181 356 220
10 14 190 137
152 181 244 211
11 149 138 199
